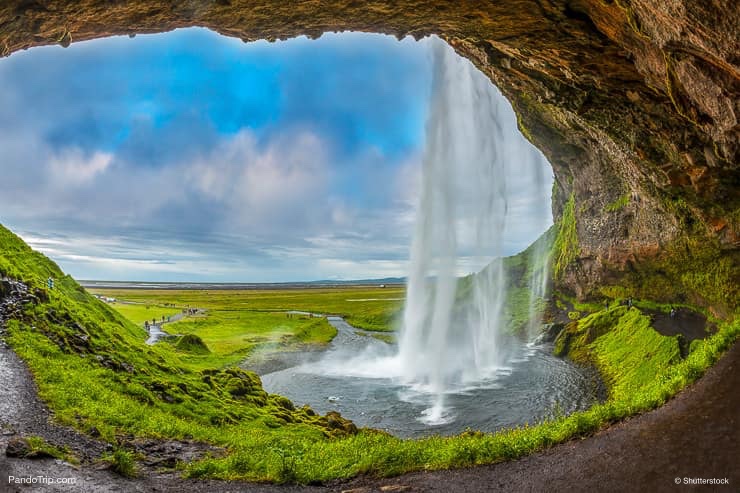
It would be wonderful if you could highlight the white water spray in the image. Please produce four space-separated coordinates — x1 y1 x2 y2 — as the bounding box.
397 38 512 423
299 37 554 427
398 38 548 424
526 232 551 341
524 151 552 342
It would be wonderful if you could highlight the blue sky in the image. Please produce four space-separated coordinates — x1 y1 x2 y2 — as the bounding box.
0 29 552 282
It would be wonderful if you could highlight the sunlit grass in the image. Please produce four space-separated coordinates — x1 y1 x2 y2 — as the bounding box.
107 302 181 325
90 287 404 333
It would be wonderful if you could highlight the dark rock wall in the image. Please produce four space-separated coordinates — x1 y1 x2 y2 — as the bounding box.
1 0 737 304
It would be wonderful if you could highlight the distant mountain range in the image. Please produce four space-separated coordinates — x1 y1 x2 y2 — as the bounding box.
79 277 406 290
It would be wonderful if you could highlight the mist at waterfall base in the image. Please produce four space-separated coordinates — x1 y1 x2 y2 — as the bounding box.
261 38 599 436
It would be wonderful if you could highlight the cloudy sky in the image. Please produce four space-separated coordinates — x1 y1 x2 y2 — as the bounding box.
0 29 552 282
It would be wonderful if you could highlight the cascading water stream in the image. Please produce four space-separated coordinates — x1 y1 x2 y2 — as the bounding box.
397 37 512 423
261 37 582 432
399 39 507 422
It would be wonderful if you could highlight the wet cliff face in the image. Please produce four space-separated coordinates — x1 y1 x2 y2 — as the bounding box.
1 1 737 306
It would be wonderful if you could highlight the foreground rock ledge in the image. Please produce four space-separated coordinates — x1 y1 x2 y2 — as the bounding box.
1 0 737 304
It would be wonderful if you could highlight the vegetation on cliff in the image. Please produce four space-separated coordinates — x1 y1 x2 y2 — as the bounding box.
599 235 738 316
552 193 579 280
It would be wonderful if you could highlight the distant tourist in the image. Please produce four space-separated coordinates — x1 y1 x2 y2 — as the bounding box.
627 297 633 309
670 307 676 319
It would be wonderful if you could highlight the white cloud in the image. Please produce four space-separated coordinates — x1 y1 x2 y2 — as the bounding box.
185 129 330 231
49 148 113 186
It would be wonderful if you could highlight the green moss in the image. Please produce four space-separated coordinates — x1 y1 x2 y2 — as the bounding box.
599 236 738 313
105 448 138 478
552 193 579 279
553 304 708 401
604 193 630 212
587 309 681 400
175 334 210 354
23 436 77 463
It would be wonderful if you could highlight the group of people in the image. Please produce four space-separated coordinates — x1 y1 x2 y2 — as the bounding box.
144 315 171 332
606 297 677 319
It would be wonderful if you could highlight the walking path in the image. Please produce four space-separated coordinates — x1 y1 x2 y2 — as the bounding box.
144 310 189 345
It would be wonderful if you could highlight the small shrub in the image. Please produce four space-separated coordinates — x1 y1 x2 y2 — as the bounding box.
106 448 138 478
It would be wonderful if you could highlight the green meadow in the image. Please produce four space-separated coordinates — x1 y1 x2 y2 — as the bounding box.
106 302 182 325
93 286 404 332
88 287 403 370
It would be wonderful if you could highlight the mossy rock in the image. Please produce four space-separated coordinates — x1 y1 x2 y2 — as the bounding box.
269 394 295 411
206 367 269 404
175 334 210 354
321 411 358 437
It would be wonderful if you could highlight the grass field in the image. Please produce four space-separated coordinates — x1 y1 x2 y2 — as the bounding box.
106 302 181 325
88 287 405 333
88 287 402 370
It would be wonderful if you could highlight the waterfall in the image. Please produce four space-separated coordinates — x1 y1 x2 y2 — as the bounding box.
396 37 511 423
311 36 554 427
526 232 551 341
525 154 552 342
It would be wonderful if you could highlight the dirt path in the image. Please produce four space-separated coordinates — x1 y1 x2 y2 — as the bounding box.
144 310 191 345
647 308 714 342
0 324 325 493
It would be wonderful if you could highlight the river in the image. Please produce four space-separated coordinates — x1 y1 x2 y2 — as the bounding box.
260 316 603 438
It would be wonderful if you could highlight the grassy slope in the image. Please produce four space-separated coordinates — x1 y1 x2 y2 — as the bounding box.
0 225 357 479
2 223 738 483
554 307 682 398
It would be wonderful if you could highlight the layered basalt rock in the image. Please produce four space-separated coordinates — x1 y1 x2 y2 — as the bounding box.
0 0 737 307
